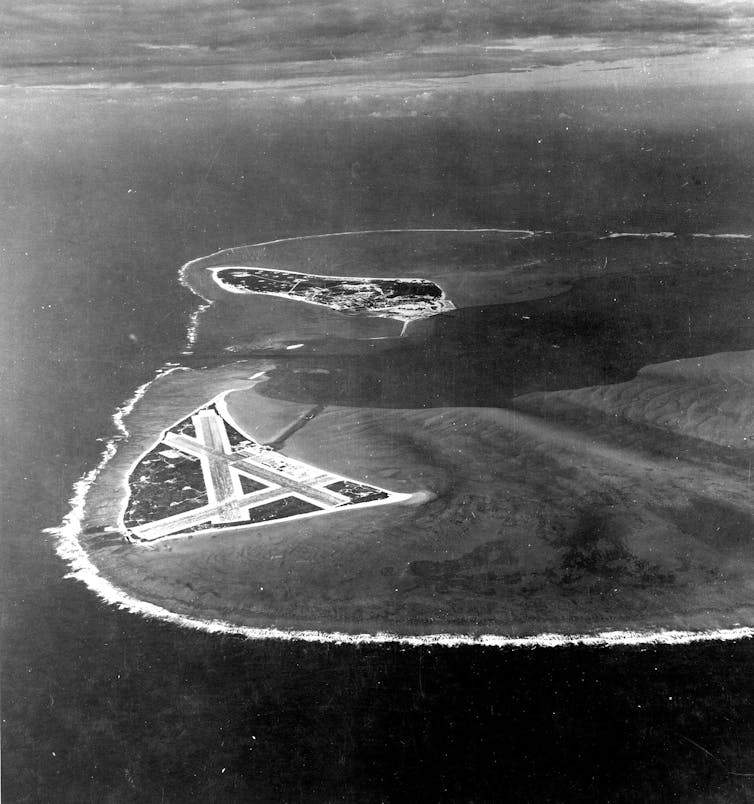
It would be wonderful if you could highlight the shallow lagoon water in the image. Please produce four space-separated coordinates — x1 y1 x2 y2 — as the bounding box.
64 228 754 643
4 83 754 800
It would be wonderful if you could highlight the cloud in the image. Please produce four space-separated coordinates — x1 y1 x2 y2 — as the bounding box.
2 0 754 76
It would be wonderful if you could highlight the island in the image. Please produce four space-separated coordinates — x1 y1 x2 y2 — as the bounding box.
213 266 454 324
69 229 754 644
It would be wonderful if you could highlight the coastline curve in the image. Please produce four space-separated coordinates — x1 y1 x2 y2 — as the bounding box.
51 227 754 648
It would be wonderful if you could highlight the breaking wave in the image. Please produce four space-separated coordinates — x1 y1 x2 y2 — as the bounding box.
50 227 754 648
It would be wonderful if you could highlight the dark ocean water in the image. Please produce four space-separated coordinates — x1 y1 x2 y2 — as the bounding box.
3 85 754 801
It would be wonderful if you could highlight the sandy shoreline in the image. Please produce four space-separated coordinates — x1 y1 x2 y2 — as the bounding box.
70 358 754 639
56 228 754 643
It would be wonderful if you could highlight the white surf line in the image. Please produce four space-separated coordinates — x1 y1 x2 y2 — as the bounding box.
113 366 187 442
177 228 529 348
40 433 754 649
178 267 213 355
51 226 754 648
42 499 754 647
692 233 752 239
600 232 676 239
181 227 539 266
50 371 754 648
249 227 541 248
177 227 541 298
48 365 187 542
602 231 753 240
179 225 751 347
182 302 211 354
42 399 754 648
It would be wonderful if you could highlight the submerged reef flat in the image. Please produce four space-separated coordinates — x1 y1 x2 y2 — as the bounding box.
179 230 571 355
77 230 754 640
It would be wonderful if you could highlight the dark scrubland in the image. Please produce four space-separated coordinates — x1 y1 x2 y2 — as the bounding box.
123 451 208 530
217 267 443 303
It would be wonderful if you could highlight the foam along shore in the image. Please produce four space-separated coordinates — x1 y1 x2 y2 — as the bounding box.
176 229 575 356
602 231 752 240
691 233 753 239
66 358 754 639
47 463 754 648
55 229 754 644
46 363 754 648
601 231 676 239
180 230 754 355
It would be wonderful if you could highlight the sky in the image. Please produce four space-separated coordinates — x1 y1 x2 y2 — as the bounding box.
2 0 754 84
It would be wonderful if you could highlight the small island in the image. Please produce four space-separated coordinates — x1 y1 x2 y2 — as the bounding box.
123 399 404 543
213 266 454 322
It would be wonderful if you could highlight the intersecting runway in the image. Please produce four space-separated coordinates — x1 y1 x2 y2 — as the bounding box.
128 406 403 542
